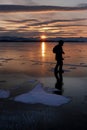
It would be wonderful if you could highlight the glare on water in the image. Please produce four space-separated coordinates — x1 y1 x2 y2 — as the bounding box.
0 42 87 77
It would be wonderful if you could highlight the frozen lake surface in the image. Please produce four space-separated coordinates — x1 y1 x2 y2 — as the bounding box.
0 42 87 77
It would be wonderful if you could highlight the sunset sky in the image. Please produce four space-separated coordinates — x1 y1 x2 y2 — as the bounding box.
0 0 87 38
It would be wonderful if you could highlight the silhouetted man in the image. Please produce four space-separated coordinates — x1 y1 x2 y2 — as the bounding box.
53 40 64 73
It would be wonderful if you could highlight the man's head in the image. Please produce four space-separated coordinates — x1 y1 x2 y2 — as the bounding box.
59 40 64 46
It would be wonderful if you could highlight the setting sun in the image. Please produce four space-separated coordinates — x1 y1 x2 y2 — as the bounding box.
41 35 47 40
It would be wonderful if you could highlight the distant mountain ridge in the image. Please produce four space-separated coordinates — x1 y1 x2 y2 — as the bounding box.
0 36 87 42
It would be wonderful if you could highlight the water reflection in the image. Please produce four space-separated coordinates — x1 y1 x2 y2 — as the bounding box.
0 42 87 77
41 42 46 57
54 70 64 95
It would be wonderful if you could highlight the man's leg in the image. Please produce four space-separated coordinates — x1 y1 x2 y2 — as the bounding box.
59 61 63 72
54 61 59 72
54 62 60 82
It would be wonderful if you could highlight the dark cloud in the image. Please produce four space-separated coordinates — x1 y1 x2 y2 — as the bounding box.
50 24 87 28
0 30 41 38
0 5 87 13
5 19 39 23
0 27 7 31
45 31 78 38
27 18 87 26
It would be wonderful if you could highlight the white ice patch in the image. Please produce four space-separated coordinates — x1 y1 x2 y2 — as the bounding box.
0 89 10 98
14 84 70 106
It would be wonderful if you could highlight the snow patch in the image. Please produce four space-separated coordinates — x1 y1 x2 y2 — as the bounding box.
14 84 70 106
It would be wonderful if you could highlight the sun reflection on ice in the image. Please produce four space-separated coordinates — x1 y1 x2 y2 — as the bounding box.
41 42 46 57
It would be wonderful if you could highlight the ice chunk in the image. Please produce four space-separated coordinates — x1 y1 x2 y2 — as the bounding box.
14 84 70 106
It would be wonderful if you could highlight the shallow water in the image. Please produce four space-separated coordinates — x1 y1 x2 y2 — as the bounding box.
0 42 87 77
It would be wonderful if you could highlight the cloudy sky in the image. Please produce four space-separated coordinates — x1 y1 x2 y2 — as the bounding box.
0 0 87 38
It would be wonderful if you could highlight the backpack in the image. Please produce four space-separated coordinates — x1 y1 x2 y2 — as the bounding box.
53 46 57 53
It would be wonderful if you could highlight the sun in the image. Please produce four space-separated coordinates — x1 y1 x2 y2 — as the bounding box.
41 35 47 40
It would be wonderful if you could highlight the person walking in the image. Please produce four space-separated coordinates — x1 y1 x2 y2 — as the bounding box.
53 40 65 73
